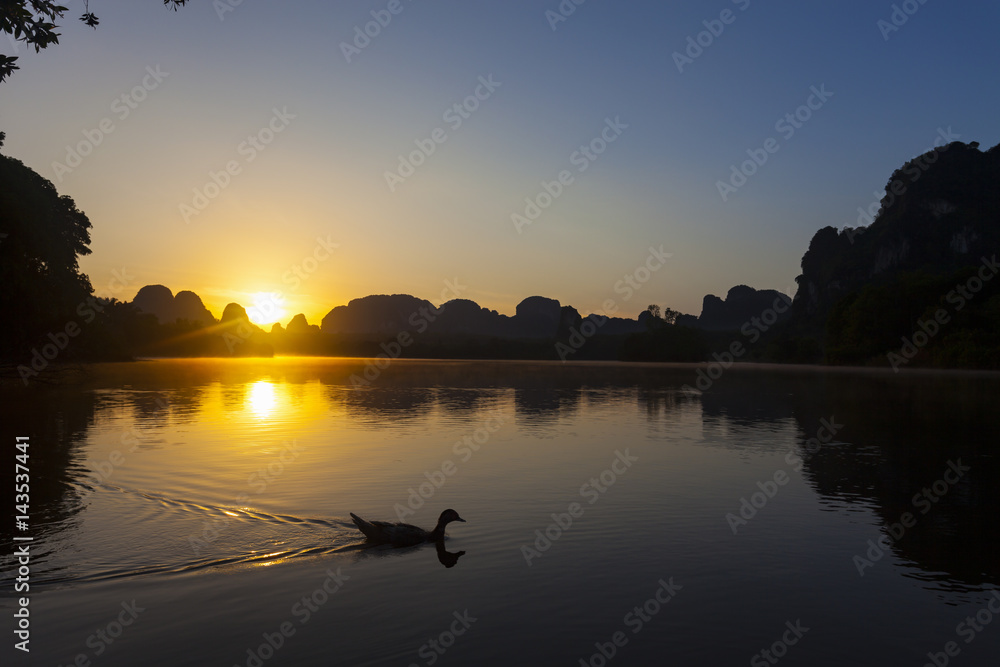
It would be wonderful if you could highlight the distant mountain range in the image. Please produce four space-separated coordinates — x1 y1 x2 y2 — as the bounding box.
112 141 1000 368
129 286 790 341
676 285 792 332
8 119 998 370
132 285 215 326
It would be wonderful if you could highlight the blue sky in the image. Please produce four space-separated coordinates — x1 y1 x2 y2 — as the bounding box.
1 0 997 324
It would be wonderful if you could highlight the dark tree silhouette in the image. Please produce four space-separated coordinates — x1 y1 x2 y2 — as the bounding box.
0 0 188 82
0 136 94 356
661 306 679 325
646 304 661 320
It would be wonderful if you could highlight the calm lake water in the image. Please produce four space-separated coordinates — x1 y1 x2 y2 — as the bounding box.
2 358 999 666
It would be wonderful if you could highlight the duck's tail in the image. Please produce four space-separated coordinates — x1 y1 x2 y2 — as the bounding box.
349 513 377 540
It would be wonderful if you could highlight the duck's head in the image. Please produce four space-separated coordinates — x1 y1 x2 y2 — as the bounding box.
439 509 466 525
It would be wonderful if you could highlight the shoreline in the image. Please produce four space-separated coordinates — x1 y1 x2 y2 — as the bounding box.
5 356 1000 385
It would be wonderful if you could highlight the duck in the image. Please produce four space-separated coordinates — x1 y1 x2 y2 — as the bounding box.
349 509 466 547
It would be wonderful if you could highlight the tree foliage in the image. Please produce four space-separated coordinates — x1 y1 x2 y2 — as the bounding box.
0 0 188 82
825 268 1000 369
0 140 94 354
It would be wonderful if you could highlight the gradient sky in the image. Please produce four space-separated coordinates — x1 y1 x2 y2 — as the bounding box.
2 0 998 325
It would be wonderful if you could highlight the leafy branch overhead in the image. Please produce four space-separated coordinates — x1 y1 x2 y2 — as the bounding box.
0 0 188 83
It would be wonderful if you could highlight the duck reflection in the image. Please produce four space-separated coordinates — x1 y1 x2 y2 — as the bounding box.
435 540 466 568
350 539 467 569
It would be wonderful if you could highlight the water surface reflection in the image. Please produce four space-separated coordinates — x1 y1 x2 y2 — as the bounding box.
1 359 997 665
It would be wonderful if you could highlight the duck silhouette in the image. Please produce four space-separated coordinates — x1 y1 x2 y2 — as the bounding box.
350 509 466 547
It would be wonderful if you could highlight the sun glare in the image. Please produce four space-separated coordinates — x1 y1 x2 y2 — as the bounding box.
247 381 277 418
248 292 287 325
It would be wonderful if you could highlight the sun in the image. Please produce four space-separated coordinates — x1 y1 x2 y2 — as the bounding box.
247 292 287 326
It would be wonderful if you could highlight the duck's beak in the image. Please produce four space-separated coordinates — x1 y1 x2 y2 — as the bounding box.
456 516 466 522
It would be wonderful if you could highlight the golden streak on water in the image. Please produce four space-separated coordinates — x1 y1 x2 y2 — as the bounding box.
247 381 277 418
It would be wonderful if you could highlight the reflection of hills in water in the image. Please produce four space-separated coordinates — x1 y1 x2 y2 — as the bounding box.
691 367 1000 593
3 360 998 593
